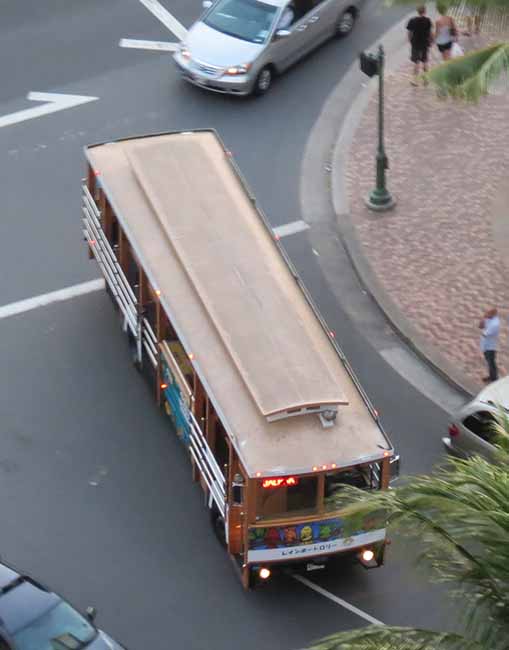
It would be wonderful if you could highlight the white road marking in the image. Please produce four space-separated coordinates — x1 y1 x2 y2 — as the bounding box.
293 574 385 626
273 220 310 238
0 279 105 321
137 0 188 41
380 347 465 415
119 38 179 51
0 92 98 129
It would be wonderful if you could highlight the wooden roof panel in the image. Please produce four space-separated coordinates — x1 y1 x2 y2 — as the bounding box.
126 134 347 416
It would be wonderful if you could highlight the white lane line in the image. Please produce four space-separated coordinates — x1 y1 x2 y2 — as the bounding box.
273 220 310 238
293 574 385 626
137 0 188 41
0 279 105 321
119 38 179 52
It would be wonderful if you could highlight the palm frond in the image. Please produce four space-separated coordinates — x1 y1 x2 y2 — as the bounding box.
326 455 509 647
488 405 509 453
307 626 484 650
426 42 509 101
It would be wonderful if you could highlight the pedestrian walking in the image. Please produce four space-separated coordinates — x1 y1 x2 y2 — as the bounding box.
434 2 459 61
479 308 500 383
406 5 433 86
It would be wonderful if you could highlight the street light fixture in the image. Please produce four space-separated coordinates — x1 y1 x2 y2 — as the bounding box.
360 45 395 212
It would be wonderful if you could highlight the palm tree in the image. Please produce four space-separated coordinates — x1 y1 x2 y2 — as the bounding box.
427 41 509 101
393 0 509 100
306 412 509 650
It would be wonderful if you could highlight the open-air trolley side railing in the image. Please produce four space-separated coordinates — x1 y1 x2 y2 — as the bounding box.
82 184 138 339
188 411 226 518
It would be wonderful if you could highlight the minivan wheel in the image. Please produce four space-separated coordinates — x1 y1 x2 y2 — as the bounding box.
336 9 356 36
253 66 272 96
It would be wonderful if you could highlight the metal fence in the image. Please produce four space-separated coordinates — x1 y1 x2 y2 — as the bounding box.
450 1 509 35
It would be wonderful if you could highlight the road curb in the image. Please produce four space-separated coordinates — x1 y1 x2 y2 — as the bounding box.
329 15 477 398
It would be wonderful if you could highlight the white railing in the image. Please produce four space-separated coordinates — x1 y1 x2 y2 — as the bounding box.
82 185 138 338
142 318 158 368
188 412 226 517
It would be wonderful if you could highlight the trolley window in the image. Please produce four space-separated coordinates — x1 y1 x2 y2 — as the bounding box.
255 475 318 520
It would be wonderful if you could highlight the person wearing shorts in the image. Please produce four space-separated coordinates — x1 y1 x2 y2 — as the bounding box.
406 5 433 86
434 1 458 60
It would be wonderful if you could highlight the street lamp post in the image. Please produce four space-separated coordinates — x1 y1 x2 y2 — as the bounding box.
360 44 395 212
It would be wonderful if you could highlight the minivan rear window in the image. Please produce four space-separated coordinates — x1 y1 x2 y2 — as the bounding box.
204 0 278 44
463 411 496 443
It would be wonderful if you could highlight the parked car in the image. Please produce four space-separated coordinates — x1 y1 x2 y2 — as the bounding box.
173 0 361 96
443 375 509 461
0 560 126 650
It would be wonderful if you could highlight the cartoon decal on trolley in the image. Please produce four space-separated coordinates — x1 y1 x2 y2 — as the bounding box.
248 514 383 550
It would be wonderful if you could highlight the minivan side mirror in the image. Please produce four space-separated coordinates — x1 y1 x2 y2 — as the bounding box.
275 29 291 39
85 606 97 622
202 1 213 8
389 455 400 483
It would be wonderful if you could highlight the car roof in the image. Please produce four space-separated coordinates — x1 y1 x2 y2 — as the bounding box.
0 562 59 635
476 376 509 410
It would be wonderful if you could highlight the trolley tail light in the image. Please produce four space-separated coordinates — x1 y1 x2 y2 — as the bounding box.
449 423 460 438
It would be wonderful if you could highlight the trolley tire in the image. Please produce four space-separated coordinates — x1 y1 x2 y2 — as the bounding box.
210 509 227 547
127 329 142 372
105 282 119 311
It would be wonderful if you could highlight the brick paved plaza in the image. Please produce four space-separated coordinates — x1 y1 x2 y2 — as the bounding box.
345 35 509 391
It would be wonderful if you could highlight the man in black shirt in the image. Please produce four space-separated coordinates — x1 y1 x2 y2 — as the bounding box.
407 5 433 86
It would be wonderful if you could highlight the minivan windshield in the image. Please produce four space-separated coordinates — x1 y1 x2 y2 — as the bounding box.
13 602 96 650
203 0 278 44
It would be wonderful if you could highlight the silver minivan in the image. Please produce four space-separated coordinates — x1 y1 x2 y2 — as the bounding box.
443 376 509 461
173 0 361 96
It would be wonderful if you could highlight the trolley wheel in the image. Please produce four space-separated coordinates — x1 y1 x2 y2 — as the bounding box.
105 283 119 311
210 508 227 547
127 330 142 372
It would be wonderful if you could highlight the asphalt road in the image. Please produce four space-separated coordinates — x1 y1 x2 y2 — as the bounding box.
0 2 458 649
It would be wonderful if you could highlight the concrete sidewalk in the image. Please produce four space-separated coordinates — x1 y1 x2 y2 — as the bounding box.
333 27 509 396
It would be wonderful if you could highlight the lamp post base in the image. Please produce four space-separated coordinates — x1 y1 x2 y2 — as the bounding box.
365 189 396 212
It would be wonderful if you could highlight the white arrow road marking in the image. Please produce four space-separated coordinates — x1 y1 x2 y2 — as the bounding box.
119 38 179 52
137 0 187 41
0 92 98 129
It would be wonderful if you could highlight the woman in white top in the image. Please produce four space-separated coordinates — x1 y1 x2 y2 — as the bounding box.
434 2 458 60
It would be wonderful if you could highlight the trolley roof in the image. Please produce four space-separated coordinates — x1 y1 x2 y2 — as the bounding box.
86 131 392 476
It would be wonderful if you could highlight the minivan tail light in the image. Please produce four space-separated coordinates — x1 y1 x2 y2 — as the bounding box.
449 423 460 438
